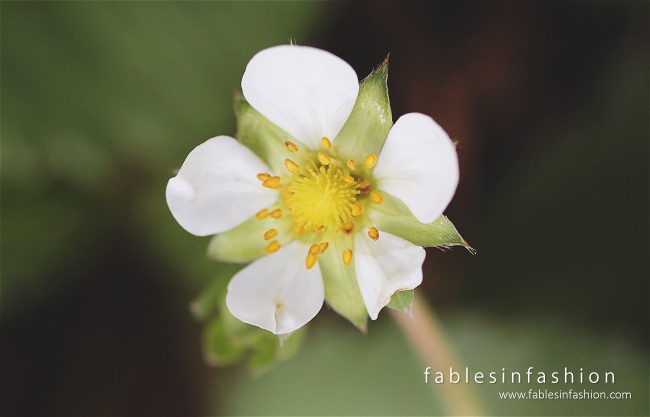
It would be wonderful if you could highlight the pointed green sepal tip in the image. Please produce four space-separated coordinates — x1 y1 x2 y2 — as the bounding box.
386 289 414 316
333 57 393 161
369 192 473 249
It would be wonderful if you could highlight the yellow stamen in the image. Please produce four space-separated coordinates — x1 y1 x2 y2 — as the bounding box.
347 159 356 170
368 227 379 241
284 141 299 152
318 242 329 254
257 173 271 181
262 176 282 190
306 254 318 270
358 181 371 194
265 241 281 254
263 228 278 240
269 209 283 219
309 244 319 256
342 249 353 266
364 154 377 168
255 209 269 220
351 203 362 216
317 152 331 166
341 221 355 236
321 137 332 149
285 163 360 231
284 159 300 173
342 175 355 184
313 224 324 233
371 191 384 204
293 222 305 235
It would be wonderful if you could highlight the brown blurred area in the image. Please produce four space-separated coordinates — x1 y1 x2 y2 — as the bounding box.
317 0 647 344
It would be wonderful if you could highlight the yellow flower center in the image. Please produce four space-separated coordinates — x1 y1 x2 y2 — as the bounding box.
285 163 359 231
258 140 384 269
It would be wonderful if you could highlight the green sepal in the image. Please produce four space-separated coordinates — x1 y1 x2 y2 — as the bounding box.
333 59 392 162
234 93 308 174
368 192 472 249
207 215 284 263
203 317 247 366
190 274 228 321
386 289 414 315
189 265 243 320
195 273 309 372
318 236 368 331
248 326 307 375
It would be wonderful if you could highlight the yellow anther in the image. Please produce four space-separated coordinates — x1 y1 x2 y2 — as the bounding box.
371 191 384 204
318 242 329 254
282 188 292 199
265 241 281 254
364 154 378 168
293 222 305 235
263 228 278 240
284 159 300 173
342 175 355 184
262 176 282 190
317 152 331 166
321 137 332 149
342 249 353 266
313 224 325 233
255 209 269 220
269 209 282 219
341 221 355 236
306 254 318 270
309 244 319 256
257 173 271 181
351 203 363 216
368 227 379 241
347 159 356 170
284 141 299 152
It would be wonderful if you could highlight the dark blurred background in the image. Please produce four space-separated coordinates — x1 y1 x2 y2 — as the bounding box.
1 1 648 416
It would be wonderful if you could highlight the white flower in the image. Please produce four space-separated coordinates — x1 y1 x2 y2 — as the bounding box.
166 45 459 335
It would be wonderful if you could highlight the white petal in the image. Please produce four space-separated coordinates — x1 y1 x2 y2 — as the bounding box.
166 136 278 236
226 241 324 334
354 229 425 320
373 113 459 224
241 45 359 149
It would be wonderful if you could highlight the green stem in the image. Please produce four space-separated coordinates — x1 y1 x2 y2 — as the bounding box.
390 290 484 416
